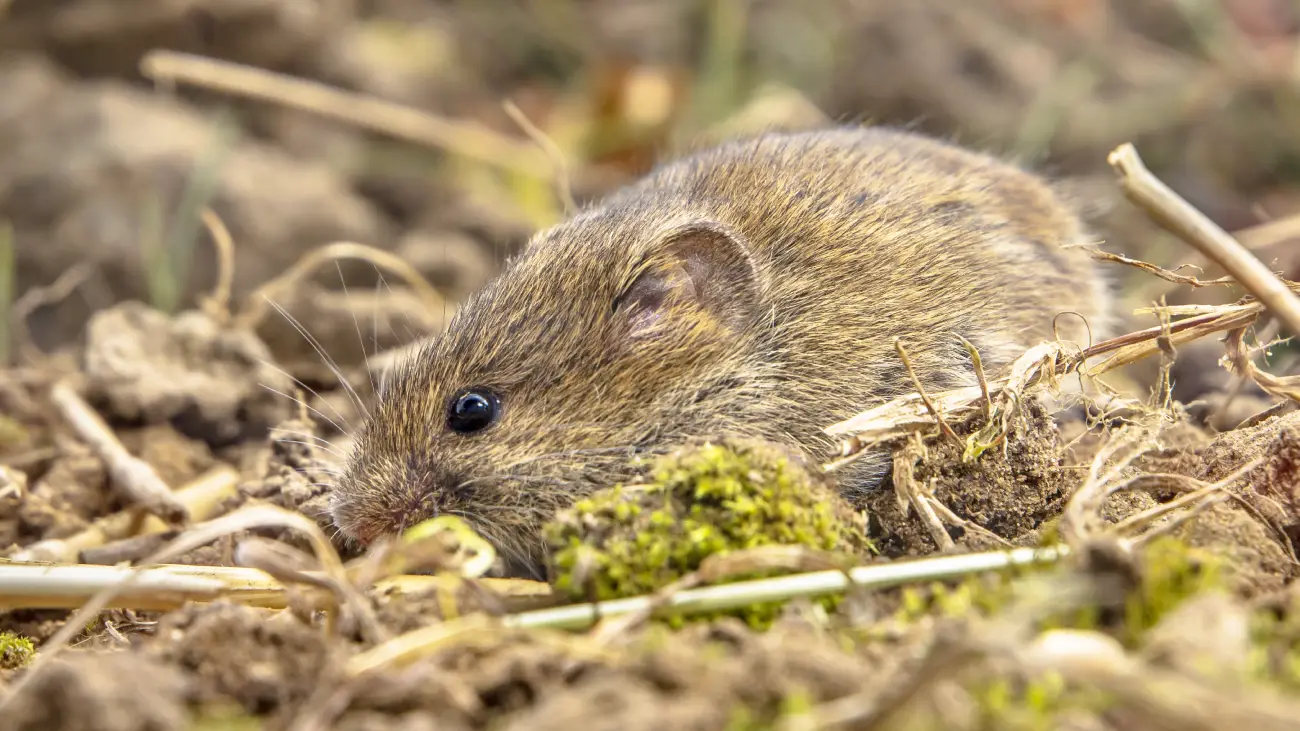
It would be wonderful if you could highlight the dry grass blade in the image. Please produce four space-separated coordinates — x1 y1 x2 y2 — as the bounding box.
1084 303 1261 376
0 559 547 612
1108 142 1300 337
50 380 189 525
197 207 236 324
0 561 230 611
1086 246 1236 287
233 240 447 330
140 50 556 179
824 341 1070 468
509 545 1066 632
1224 325 1300 403
892 438 955 551
894 337 963 448
825 273 1290 470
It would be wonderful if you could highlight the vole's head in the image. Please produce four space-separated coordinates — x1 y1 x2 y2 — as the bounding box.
330 206 769 578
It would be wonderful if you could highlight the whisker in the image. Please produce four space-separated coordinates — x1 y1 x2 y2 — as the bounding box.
371 267 383 401
499 443 652 471
295 465 344 477
375 270 419 348
269 425 342 448
266 297 371 420
260 383 348 434
337 261 379 402
273 438 347 460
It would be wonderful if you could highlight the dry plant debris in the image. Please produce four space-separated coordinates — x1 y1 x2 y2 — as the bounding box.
4 3 1300 729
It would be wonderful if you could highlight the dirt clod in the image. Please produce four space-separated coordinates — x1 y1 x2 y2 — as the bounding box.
3 3 1300 729
867 400 1075 555
82 302 295 445
147 602 334 715
6 650 188 731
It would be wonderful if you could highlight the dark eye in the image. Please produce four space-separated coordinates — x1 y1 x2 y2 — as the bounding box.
447 387 501 434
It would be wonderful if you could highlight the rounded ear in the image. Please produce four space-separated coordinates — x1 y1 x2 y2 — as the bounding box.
613 222 762 338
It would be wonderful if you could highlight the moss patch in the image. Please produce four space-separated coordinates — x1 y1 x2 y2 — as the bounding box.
544 438 873 627
0 631 35 670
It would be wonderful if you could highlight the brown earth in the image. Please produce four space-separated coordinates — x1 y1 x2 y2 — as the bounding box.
2 1 1300 729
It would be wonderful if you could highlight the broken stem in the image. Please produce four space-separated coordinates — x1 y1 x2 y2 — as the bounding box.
49 380 189 525
1108 143 1300 337
894 337 963 447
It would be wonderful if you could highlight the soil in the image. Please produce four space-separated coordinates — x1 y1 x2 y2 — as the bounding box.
2 1 1300 729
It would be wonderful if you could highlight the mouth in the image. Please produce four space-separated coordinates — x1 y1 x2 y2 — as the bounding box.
330 501 550 581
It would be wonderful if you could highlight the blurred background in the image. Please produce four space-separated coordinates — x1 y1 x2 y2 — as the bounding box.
1 0 1297 416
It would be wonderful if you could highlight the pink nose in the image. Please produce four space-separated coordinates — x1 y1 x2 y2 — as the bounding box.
350 523 378 547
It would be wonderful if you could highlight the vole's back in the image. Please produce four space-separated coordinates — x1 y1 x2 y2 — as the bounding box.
615 126 1108 402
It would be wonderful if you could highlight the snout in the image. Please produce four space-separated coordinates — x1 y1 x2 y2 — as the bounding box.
328 465 455 547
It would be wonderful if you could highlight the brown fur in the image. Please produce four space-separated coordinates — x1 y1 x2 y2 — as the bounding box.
330 126 1112 577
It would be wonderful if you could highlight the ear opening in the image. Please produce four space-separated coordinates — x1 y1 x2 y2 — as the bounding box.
613 222 762 338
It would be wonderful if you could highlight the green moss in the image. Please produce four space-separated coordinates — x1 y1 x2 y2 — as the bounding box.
0 632 35 670
1120 536 1225 646
723 687 816 731
884 536 1225 651
544 438 873 628
969 670 1113 731
894 573 1020 624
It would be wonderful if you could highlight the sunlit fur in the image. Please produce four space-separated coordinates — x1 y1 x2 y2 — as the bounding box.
330 126 1113 578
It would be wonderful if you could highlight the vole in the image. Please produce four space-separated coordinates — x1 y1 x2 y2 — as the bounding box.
330 126 1112 578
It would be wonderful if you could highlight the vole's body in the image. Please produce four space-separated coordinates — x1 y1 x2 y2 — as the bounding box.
332 127 1111 577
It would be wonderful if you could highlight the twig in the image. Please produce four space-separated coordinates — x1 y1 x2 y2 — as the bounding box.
343 544 1068 677
1086 247 1236 287
140 50 556 179
1233 211 1300 252
1108 143 1300 337
894 337 963 447
505 545 1065 632
49 380 188 525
